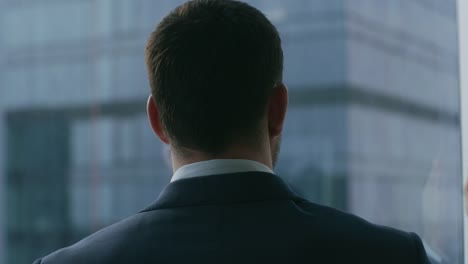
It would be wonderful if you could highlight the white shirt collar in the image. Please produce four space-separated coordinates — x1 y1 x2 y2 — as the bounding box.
171 159 274 182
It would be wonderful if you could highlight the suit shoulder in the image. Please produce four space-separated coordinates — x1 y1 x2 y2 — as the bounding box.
40 212 149 264
292 200 426 261
294 200 410 236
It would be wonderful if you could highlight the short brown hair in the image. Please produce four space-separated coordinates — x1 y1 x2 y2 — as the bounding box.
145 0 283 153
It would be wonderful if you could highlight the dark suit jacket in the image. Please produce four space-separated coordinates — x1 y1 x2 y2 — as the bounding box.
34 172 430 263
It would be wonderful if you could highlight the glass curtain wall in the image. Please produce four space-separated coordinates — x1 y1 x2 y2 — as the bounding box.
0 0 463 263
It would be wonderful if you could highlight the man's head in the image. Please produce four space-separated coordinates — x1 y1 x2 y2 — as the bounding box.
145 0 287 168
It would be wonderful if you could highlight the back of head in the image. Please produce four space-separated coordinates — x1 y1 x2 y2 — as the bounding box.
145 0 283 154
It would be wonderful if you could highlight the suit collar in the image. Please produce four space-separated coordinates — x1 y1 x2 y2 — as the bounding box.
140 172 304 212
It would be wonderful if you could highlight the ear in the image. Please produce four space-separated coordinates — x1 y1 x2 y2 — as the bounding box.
147 95 170 144
268 84 288 138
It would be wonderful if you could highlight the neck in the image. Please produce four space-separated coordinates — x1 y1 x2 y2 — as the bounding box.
170 143 273 173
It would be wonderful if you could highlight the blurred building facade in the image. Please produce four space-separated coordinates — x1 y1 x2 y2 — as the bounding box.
0 0 463 263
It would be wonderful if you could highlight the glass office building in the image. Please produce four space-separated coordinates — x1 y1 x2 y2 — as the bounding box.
0 0 463 263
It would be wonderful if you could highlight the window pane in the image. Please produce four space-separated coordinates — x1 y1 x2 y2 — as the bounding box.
0 1 463 264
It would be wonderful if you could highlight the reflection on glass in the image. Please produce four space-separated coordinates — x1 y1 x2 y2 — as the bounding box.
0 0 463 263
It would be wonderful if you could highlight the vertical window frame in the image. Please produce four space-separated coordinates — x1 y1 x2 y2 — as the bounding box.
457 0 467 262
